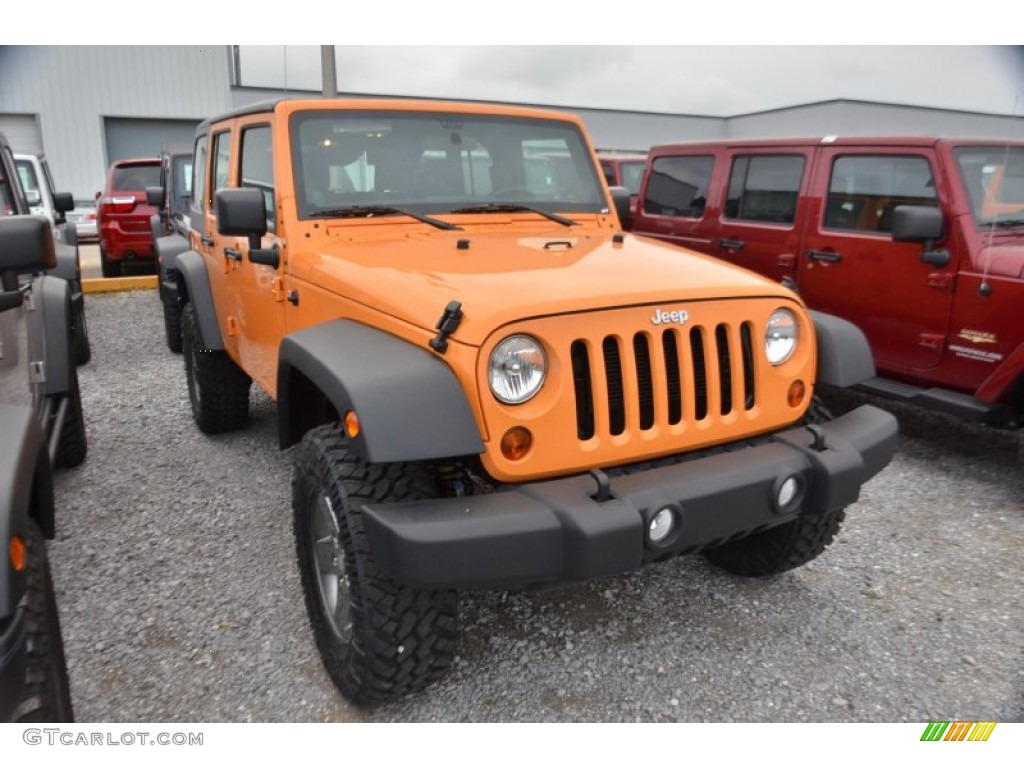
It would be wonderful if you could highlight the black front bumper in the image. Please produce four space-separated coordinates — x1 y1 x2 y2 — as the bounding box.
0 608 27 721
361 405 898 590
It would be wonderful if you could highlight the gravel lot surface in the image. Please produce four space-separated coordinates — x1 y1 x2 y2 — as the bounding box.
51 290 1023 722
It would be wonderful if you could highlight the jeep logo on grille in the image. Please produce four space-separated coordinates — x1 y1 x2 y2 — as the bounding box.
651 309 689 326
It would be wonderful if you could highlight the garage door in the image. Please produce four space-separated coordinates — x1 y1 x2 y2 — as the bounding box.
103 118 199 165
0 114 43 155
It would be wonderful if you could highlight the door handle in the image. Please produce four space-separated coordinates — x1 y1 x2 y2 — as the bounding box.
806 249 843 263
223 247 242 261
716 237 746 251
200 235 214 247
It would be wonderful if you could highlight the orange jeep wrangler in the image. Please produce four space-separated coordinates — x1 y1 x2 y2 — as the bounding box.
167 98 898 705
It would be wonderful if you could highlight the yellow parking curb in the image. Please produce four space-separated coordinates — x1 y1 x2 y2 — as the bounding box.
82 276 158 293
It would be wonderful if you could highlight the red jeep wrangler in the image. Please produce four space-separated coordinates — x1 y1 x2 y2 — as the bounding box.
628 137 1024 436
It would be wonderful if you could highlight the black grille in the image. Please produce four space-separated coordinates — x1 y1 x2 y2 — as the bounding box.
571 322 757 440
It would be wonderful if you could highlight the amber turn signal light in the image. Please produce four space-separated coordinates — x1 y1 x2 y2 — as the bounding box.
500 427 533 461
787 380 806 408
9 535 25 573
344 410 361 438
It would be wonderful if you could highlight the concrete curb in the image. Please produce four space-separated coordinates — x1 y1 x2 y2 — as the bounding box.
82 276 158 294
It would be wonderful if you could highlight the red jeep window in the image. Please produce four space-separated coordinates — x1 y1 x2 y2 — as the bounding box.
643 156 714 218
725 155 805 224
825 155 936 234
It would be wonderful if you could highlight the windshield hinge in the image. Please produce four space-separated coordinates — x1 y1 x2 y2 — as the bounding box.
429 301 464 354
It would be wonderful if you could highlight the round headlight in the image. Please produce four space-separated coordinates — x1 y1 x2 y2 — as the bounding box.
765 309 798 365
488 335 546 404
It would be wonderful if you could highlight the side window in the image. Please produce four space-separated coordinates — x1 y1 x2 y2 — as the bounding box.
642 156 714 218
825 155 937 233
240 125 275 233
601 163 615 186
191 135 208 211
725 155 805 224
212 132 231 197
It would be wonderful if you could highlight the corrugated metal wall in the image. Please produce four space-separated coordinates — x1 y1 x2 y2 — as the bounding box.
0 46 231 199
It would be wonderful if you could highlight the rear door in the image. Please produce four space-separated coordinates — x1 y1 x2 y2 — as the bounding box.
713 149 811 284
799 146 954 373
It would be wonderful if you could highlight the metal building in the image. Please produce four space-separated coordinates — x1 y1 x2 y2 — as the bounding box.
1 45 1021 200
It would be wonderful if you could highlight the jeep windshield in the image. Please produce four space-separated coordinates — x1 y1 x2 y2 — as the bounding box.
290 110 606 221
955 145 1024 229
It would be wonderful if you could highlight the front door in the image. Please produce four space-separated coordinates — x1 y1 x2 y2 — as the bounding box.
799 148 956 375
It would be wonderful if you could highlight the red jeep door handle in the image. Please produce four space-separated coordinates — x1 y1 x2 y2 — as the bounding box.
716 237 746 251
806 249 843 263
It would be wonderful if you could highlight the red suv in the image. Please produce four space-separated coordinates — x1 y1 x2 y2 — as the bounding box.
98 158 161 277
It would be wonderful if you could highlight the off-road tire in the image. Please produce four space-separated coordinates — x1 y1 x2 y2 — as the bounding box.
72 304 91 366
163 297 183 354
181 302 250 434
702 394 844 577
12 521 74 722
293 424 458 706
99 245 120 278
54 364 87 469
702 507 846 577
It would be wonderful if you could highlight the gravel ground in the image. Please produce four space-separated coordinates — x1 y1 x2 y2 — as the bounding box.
50 290 1023 722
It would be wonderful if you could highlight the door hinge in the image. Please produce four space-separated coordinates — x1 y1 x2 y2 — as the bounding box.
271 276 287 302
227 317 240 337
928 272 954 291
919 333 946 351
29 360 46 384
778 252 796 269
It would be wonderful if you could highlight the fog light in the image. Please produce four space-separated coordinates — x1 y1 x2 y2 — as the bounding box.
9 535 25 573
648 506 676 544
501 427 533 461
773 475 803 513
344 410 360 438
787 379 806 407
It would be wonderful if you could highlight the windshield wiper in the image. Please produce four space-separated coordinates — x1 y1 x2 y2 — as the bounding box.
309 205 462 231
986 218 1024 229
449 203 577 228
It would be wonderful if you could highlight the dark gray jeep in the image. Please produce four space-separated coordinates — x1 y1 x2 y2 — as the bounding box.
0 213 80 721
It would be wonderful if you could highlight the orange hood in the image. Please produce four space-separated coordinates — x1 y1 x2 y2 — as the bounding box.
292 224 796 346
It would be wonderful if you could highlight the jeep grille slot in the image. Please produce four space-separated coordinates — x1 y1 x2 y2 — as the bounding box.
691 327 708 420
741 322 756 409
662 330 683 426
571 341 595 440
633 333 655 430
571 321 757 443
603 336 626 436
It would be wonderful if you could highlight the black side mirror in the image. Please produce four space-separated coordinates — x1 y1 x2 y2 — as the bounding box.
891 205 949 267
609 186 631 230
146 186 166 208
891 205 944 243
215 188 278 268
0 216 57 294
54 192 74 214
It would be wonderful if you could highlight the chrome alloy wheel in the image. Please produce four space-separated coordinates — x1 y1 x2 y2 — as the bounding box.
312 494 352 643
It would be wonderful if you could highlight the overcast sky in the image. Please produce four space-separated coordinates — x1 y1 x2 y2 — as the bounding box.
235 45 1024 118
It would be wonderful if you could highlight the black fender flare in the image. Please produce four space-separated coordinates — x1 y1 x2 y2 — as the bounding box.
49 242 81 292
174 250 223 350
154 233 189 303
810 311 876 388
278 319 484 462
0 405 54 618
37 276 73 397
